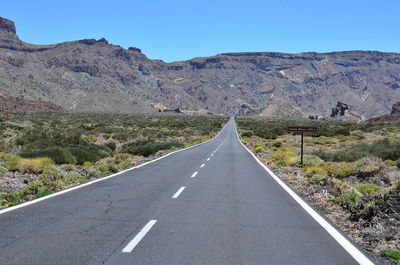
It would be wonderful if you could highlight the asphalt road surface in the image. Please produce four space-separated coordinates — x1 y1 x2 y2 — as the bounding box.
0 118 376 265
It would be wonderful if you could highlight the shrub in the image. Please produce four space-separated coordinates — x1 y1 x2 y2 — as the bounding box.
20 147 76 164
241 139 248 145
271 140 283 148
105 142 116 152
0 166 8 174
315 138 400 162
21 157 54 174
272 151 297 165
277 160 288 167
0 153 21 171
241 131 253 137
396 180 400 191
66 145 111 164
355 157 385 179
380 250 400 260
82 135 97 143
323 162 356 178
118 161 131 170
0 192 22 207
113 153 131 162
60 164 74 171
83 161 94 167
355 184 384 196
304 166 327 178
121 141 184 157
333 190 361 206
253 145 264 153
302 155 324 167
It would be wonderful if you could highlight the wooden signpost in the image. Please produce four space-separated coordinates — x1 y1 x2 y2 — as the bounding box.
287 126 318 165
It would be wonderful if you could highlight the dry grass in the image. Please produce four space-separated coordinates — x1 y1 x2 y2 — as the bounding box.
20 157 54 174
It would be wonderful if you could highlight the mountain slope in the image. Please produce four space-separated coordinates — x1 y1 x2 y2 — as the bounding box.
1 17 400 117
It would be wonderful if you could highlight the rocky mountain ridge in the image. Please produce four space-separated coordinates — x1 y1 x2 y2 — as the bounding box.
0 17 400 118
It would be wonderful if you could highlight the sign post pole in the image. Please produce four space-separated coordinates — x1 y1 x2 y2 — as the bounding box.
287 126 318 166
301 132 304 165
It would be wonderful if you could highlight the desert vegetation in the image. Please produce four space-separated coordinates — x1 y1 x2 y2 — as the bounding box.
237 117 400 263
0 112 227 208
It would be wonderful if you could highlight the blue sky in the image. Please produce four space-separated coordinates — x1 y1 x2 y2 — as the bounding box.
1 0 399 62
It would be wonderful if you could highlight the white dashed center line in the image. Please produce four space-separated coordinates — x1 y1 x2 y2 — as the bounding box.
211 154 214 157
172 186 186 199
200 164 205 168
207 158 210 161
122 220 157 253
191 172 198 178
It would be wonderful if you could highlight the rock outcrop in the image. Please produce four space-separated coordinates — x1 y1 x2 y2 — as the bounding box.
331 101 349 117
368 101 400 122
390 101 400 115
0 17 16 34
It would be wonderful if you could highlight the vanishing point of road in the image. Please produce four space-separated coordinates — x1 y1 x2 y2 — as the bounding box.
0 118 376 265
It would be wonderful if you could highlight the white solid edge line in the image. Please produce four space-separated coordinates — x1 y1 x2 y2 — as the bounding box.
172 186 186 199
122 220 157 253
0 120 231 216
233 120 374 265
190 172 198 178
200 163 205 168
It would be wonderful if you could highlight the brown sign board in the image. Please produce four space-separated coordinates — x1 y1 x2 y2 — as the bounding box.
287 126 318 133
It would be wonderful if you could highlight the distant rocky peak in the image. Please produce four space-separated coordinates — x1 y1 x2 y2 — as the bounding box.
0 17 16 34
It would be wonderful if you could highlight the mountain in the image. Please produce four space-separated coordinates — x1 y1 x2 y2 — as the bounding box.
1 17 400 118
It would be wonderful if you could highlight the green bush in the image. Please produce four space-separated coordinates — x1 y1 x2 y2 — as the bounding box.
253 145 264 153
302 155 324 167
241 131 253 137
122 141 184 157
277 160 288 167
355 184 384 196
333 190 361 206
304 166 327 178
20 147 76 164
66 145 111 164
323 162 356 178
0 166 8 174
380 250 400 260
0 153 21 171
105 142 116 152
315 138 400 162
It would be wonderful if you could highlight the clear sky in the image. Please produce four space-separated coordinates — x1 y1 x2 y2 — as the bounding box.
1 0 399 62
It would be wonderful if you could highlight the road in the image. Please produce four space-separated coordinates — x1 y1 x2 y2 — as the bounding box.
0 118 375 265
